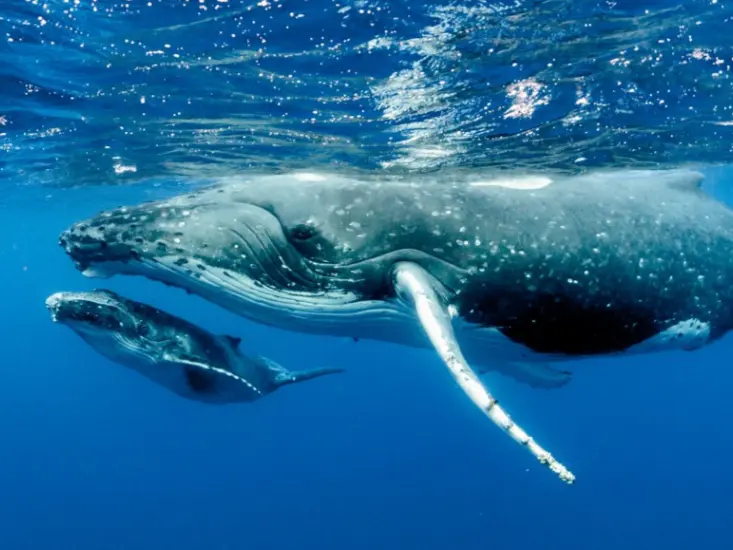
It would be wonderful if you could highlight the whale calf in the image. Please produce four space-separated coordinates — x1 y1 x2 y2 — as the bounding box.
46 289 342 404
58 169 733 483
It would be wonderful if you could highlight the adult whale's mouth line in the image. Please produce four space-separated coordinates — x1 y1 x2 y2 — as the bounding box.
97 246 468 318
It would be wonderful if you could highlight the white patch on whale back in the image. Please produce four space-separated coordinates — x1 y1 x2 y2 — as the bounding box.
469 176 553 190
293 172 327 182
81 267 113 279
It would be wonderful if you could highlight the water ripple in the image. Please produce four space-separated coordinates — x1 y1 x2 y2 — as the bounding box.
2 0 732 187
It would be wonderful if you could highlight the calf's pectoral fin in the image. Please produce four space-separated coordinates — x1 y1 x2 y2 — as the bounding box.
163 353 264 397
391 261 575 485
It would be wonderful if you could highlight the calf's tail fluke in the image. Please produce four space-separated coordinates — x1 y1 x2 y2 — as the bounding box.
258 357 345 388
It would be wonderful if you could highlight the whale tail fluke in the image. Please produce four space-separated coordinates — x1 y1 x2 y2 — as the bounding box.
254 356 344 388
273 367 345 388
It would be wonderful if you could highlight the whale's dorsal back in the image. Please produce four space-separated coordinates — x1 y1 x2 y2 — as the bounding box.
220 334 242 349
659 169 704 192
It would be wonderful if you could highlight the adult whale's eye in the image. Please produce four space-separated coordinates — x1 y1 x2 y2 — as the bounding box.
290 223 318 241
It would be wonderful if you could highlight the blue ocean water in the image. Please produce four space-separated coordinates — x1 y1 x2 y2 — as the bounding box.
3 1 733 549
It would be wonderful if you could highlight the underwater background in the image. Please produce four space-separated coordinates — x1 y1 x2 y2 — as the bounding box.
2 1 733 548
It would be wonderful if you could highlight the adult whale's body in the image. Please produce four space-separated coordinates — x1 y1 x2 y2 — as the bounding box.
59 169 733 483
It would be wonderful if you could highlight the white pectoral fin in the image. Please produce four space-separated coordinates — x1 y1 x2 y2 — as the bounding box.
392 261 575 484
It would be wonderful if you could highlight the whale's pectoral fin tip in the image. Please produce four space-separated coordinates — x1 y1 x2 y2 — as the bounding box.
507 362 573 390
392 261 575 485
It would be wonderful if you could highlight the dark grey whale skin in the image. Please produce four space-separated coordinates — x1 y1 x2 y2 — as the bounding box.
58 169 733 357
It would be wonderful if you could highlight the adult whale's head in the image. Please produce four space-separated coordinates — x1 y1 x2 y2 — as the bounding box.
58 172 472 322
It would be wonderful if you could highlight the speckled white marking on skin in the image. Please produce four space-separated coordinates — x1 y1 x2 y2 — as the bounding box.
293 172 327 182
624 318 711 354
469 176 553 190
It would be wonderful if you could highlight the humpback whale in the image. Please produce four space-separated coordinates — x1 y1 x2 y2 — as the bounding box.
46 289 342 404
58 169 733 483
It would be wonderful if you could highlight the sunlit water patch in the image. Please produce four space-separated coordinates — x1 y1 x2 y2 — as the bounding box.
1 0 732 188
